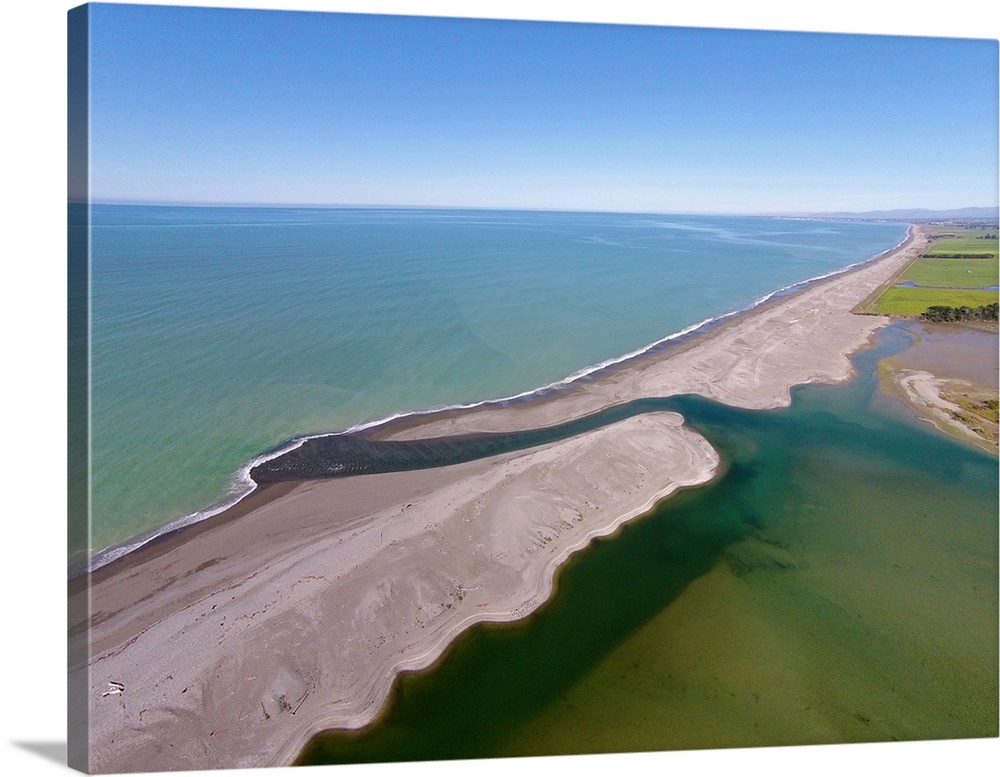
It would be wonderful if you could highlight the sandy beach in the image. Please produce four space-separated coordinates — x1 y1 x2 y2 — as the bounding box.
72 224 933 772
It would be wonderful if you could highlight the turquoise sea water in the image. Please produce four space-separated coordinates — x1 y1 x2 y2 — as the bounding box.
86 206 907 564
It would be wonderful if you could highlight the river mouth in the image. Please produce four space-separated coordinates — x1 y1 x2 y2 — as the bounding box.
295 323 998 765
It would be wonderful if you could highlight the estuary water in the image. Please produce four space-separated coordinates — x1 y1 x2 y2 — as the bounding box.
86 205 907 565
296 322 998 762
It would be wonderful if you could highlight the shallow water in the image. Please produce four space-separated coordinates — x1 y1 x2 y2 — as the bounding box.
296 323 998 764
885 321 999 388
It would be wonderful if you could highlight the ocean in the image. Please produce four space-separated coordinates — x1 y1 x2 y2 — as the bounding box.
85 205 908 566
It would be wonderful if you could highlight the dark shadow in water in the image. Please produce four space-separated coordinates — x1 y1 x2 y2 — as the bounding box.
295 322 997 765
251 396 695 482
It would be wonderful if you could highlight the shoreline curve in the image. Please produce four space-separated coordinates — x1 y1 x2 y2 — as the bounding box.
82 226 913 574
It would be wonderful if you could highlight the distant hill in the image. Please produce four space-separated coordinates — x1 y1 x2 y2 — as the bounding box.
803 206 998 221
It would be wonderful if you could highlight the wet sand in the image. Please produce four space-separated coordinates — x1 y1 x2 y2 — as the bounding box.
73 224 931 772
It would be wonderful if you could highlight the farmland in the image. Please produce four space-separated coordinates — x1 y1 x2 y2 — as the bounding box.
872 286 998 316
923 233 999 258
898 258 998 289
865 225 999 318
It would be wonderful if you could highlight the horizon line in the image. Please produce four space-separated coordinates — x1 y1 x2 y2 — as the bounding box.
76 199 1000 220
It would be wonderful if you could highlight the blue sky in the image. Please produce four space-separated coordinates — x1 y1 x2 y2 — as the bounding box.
86 2 999 214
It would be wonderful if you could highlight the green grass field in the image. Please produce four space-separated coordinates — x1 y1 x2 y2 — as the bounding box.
923 233 998 258
900 257 999 288
872 286 999 316
866 224 999 316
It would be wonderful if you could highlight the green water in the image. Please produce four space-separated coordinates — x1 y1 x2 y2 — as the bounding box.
296 324 998 764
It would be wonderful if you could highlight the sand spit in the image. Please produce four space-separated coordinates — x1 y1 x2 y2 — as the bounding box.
82 413 719 771
76 225 929 772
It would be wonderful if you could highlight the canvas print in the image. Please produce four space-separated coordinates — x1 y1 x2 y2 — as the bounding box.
67 2 999 774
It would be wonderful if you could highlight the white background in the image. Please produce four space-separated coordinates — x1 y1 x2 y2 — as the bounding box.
1 2 997 776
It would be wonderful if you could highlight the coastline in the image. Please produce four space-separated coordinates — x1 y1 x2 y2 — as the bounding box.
74 224 931 772
83 226 913 573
